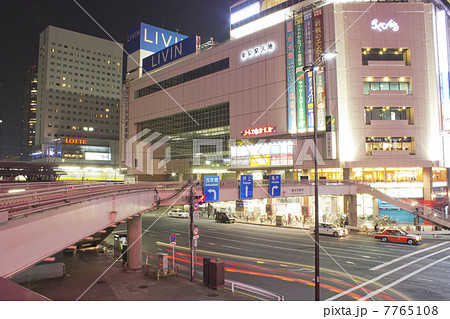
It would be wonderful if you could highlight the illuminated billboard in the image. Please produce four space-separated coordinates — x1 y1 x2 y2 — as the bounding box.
142 35 200 73
126 23 188 54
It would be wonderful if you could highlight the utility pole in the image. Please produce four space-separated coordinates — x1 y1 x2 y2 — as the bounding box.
188 175 195 282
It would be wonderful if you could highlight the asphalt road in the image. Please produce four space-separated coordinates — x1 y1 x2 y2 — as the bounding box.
106 209 450 301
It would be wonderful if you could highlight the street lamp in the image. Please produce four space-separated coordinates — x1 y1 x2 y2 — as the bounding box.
303 51 336 301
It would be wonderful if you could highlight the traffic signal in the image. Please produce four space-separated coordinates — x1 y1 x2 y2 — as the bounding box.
194 194 206 205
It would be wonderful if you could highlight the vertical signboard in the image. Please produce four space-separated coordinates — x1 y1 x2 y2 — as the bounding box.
306 71 314 132
314 8 326 132
295 15 306 133
304 11 314 132
303 11 314 67
204 176 220 202
325 115 336 159
436 10 450 131
239 175 254 199
286 19 297 133
269 175 281 197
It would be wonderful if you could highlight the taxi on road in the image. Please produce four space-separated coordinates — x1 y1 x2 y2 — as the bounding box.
374 229 422 245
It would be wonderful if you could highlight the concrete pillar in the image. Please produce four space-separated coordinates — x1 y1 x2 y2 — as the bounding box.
372 197 379 218
127 214 142 272
343 168 350 181
423 167 432 201
344 195 357 227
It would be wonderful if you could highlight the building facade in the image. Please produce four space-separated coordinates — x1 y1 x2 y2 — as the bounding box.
35 26 123 172
123 0 450 224
0 77 4 159
21 65 38 160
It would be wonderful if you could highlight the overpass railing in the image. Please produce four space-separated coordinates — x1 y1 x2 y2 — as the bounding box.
0 183 155 222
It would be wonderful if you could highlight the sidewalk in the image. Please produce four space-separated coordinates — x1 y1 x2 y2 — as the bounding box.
28 250 254 301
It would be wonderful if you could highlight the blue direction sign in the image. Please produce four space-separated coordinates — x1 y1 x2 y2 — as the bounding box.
204 176 220 202
269 175 281 197
240 175 253 199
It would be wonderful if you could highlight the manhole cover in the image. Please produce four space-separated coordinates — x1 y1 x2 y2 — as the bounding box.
138 285 149 289
207 294 219 297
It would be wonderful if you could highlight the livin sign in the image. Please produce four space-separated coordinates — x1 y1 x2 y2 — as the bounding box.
371 19 399 32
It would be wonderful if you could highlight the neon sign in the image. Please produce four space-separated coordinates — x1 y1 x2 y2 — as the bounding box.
65 138 87 145
371 19 399 32
242 126 276 136
241 42 275 60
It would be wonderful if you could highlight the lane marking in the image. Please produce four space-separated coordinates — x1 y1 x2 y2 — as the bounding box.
156 241 411 300
359 254 450 301
416 277 433 282
198 233 381 263
326 246 450 301
370 242 449 271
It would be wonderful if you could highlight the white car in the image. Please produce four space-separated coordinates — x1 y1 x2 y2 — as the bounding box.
309 222 348 237
168 208 189 218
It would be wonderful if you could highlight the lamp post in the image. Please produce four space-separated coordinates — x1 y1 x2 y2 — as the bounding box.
303 51 336 301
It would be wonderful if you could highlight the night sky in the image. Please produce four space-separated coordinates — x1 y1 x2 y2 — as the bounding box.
0 0 236 157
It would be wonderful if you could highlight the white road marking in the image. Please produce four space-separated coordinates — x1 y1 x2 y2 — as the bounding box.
369 242 449 271
359 254 450 301
326 246 450 301
346 261 355 264
222 245 240 250
209 243 216 245
361 256 372 259
416 277 433 282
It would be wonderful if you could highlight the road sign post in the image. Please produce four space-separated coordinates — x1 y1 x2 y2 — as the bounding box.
239 175 253 199
170 234 176 271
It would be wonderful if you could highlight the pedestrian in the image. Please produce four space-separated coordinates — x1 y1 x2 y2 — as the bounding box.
374 223 379 232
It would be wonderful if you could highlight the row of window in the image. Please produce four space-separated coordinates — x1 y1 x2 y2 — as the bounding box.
47 87 119 100
135 58 230 99
50 54 120 70
47 124 117 133
365 137 415 155
364 107 413 124
363 81 411 94
362 48 411 66
51 42 120 59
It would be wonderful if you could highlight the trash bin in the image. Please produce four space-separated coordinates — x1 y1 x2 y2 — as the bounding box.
209 259 224 290
158 253 169 275
203 258 210 287
276 215 283 227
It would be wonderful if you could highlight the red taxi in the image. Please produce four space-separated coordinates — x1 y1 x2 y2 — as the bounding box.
374 229 422 245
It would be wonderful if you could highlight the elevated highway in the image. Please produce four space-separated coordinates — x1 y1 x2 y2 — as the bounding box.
0 183 158 278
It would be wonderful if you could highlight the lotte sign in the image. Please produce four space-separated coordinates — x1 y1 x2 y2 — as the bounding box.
65 138 87 145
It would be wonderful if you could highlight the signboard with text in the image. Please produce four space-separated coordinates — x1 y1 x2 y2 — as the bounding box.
204 176 220 202
239 175 253 199
269 175 281 197
126 23 188 54
142 35 199 73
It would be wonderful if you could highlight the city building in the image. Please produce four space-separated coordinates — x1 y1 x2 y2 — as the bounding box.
21 65 38 160
0 77 4 159
123 0 450 226
35 26 124 180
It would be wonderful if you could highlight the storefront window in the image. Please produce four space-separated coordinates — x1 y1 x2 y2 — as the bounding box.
351 167 423 182
433 168 447 182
